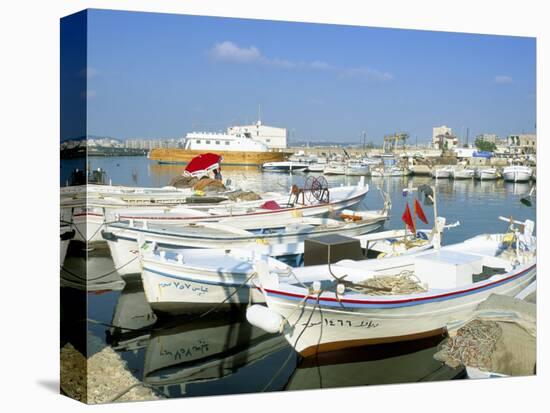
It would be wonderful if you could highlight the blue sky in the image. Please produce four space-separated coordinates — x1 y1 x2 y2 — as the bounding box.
85 9 536 143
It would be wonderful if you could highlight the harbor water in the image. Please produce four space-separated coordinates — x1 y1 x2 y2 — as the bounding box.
61 156 536 399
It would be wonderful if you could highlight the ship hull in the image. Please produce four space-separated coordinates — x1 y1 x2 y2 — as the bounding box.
149 148 286 167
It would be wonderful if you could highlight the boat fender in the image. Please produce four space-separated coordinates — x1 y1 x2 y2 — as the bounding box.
246 305 284 334
312 281 322 294
335 283 345 301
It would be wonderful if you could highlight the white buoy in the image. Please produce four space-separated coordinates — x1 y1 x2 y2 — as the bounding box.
246 305 283 334
312 281 321 293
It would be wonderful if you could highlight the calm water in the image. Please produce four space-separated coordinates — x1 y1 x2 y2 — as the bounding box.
61 156 536 399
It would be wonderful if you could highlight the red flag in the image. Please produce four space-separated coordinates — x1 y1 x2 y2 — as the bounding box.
414 198 429 224
402 202 416 234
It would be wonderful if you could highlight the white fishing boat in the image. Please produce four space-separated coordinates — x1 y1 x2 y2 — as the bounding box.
262 161 309 172
61 155 243 242
323 162 346 175
249 217 536 356
137 194 453 315
502 165 533 183
104 208 389 276
431 166 454 179
140 248 290 314
111 179 369 227
306 164 324 173
474 168 498 181
139 220 444 316
345 163 370 176
305 162 326 172
371 166 409 177
451 168 475 180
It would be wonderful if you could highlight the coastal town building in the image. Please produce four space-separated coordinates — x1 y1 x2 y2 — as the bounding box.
432 125 452 145
507 134 536 155
475 133 499 144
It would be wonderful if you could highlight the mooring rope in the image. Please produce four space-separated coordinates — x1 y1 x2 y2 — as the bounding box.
87 271 259 334
60 256 139 282
261 290 322 392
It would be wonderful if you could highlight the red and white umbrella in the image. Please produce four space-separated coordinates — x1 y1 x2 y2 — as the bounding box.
184 153 222 177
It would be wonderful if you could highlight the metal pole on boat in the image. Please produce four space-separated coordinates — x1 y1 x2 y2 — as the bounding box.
430 185 440 249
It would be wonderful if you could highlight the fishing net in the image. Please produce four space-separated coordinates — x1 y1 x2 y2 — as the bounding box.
435 320 502 369
192 178 226 192
434 294 536 376
226 190 262 201
347 270 427 295
168 175 198 188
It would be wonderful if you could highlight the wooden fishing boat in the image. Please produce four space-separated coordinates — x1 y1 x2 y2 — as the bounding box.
138 219 448 315
249 217 536 357
502 165 533 182
111 179 369 227
431 166 454 179
474 167 498 181
103 209 389 276
345 163 370 176
451 168 475 180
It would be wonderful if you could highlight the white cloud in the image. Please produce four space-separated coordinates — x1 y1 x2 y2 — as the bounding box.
207 41 393 82
208 41 261 63
340 66 394 81
494 75 513 84
309 60 331 70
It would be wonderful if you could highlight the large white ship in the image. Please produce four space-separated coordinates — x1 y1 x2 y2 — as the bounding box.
183 131 269 152
150 122 288 166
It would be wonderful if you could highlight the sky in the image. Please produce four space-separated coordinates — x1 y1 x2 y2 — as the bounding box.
84 9 536 144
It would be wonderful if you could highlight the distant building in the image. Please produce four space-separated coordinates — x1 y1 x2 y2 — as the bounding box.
476 133 499 144
432 125 452 146
432 125 458 150
507 134 536 155
227 121 287 150
454 147 476 158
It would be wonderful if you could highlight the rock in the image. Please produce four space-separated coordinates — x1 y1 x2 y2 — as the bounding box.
60 342 160 404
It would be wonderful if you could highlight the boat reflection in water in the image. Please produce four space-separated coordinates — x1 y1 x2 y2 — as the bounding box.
61 241 125 292
286 335 465 390
143 312 291 397
106 276 157 352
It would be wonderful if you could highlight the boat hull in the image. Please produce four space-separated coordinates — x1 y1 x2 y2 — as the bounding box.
264 264 536 356
452 170 475 179
141 262 266 315
475 169 498 181
149 148 286 167
431 170 452 179
503 171 532 183
117 185 369 226
105 217 386 276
